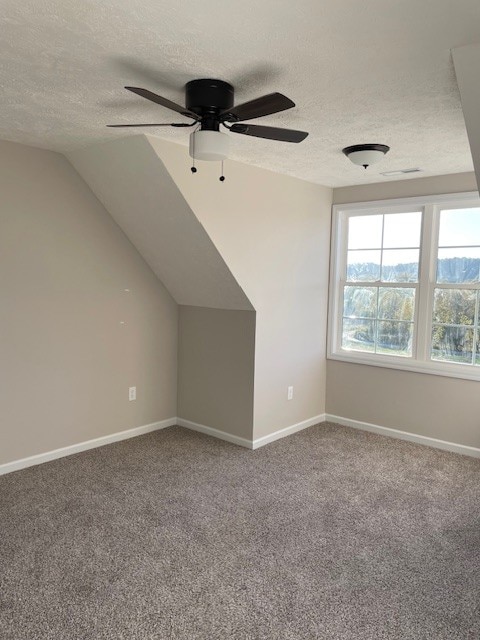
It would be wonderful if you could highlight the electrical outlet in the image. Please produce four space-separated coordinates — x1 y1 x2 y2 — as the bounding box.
129 386 136 401
287 386 294 400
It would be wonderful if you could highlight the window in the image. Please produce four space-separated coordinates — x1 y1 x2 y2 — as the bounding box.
328 192 480 381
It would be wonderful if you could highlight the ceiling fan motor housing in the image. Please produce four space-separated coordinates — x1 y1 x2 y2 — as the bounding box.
185 79 235 129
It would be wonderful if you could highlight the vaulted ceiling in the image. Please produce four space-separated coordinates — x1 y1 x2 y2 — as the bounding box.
1 0 479 186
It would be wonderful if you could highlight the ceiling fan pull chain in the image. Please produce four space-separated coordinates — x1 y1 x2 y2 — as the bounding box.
191 130 197 174
219 160 225 182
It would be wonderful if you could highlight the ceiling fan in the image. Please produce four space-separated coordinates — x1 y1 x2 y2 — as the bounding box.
107 79 308 174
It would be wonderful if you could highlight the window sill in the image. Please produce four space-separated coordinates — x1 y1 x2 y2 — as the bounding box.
328 350 480 382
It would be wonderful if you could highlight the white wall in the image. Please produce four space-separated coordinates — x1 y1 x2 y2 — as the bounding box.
0 140 178 465
69 136 252 311
6 133 479 467
329 171 480 449
333 172 477 205
149 137 332 439
178 306 256 439
4 138 474 461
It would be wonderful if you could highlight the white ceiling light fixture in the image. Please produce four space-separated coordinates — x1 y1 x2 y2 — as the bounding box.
342 143 390 169
189 129 230 181
189 130 230 162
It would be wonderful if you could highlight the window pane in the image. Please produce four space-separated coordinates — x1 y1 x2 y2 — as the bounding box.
432 289 476 325
378 288 415 321
381 249 419 282
348 215 383 249
347 250 381 281
383 212 421 248
438 208 480 247
343 286 377 318
436 248 480 283
337 202 480 370
342 318 376 352
431 326 474 364
377 321 413 356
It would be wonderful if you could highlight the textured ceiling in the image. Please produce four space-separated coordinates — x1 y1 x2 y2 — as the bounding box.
1 0 479 187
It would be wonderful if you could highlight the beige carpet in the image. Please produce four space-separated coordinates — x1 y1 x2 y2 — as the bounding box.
1 422 479 639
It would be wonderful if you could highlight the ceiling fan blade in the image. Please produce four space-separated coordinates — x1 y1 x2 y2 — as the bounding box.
107 123 194 128
125 87 199 120
221 93 295 122
229 123 308 143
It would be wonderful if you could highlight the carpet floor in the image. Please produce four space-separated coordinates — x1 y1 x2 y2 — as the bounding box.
1 422 479 639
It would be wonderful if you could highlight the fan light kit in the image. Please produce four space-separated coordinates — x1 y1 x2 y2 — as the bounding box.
189 130 230 162
108 79 309 181
342 144 390 169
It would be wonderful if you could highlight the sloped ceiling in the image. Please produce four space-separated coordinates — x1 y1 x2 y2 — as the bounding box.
69 136 252 310
453 44 480 189
1 0 479 186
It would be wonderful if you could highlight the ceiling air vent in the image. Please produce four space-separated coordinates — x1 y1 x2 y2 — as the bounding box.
380 168 422 177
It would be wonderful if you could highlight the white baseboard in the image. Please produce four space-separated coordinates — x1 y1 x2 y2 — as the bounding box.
0 413 325 476
326 414 480 459
177 414 326 450
176 418 253 449
0 417 177 476
7 411 472 477
252 414 326 449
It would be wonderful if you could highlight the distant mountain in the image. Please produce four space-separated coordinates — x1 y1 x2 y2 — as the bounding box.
436 257 480 283
347 257 480 283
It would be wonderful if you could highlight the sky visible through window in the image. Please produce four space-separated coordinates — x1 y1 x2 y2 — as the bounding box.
348 212 421 252
347 209 480 282
348 208 480 262
347 212 422 284
439 208 480 247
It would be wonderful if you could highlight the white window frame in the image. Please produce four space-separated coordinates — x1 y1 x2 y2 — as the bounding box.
328 191 480 382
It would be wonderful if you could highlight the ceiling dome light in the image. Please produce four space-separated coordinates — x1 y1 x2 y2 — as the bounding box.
342 144 390 169
189 130 230 162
